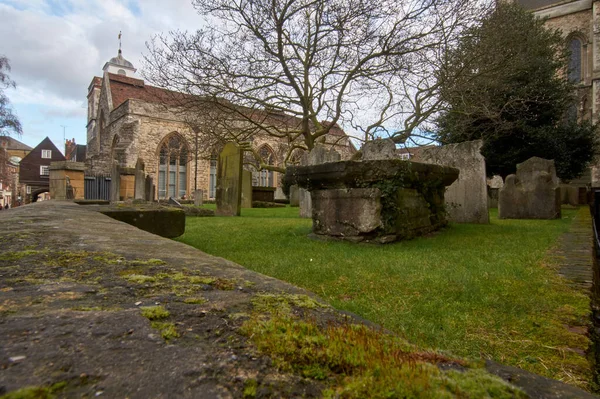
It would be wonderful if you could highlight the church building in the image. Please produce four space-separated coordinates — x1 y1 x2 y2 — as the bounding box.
514 0 600 185
85 46 356 200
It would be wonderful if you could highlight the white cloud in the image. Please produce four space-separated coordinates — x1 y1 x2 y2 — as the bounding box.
0 0 203 141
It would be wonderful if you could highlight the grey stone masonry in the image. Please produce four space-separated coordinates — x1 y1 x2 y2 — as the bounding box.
415 140 489 224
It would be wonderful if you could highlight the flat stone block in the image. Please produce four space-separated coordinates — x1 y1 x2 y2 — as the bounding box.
98 205 185 238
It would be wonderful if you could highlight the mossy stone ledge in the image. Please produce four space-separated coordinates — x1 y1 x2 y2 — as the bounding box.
284 159 459 243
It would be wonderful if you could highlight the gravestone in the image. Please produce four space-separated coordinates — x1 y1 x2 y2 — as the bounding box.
299 145 341 218
415 140 489 224
362 139 396 160
134 159 146 200
560 184 578 206
216 142 243 216
289 185 300 207
145 176 155 202
498 157 561 219
241 170 253 208
110 162 120 202
194 189 203 207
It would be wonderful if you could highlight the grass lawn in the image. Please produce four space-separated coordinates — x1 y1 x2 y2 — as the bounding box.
176 206 592 390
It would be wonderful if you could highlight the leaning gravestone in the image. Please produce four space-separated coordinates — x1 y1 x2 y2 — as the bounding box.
289 185 300 207
216 142 243 216
415 140 489 224
299 145 341 218
498 157 561 219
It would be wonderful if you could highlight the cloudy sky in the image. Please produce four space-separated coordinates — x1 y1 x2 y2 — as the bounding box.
0 0 204 151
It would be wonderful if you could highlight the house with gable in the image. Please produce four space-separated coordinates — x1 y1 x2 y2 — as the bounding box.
19 137 66 203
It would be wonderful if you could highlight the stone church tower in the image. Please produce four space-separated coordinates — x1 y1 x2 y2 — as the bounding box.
85 41 356 200
512 0 600 185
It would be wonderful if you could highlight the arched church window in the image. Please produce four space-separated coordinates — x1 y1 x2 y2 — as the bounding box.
568 37 583 82
254 145 275 187
157 133 189 199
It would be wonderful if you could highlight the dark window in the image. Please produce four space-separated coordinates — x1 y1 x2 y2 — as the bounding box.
569 38 582 82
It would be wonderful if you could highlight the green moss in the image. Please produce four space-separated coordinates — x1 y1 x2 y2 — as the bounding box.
183 297 207 305
151 321 179 340
0 250 43 261
124 274 156 284
0 381 67 399
251 293 328 315
140 305 170 320
243 379 258 398
242 316 525 398
129 258 166 266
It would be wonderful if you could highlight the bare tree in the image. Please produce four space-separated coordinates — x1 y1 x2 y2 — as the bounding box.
144 0 489 169
0 56 22 137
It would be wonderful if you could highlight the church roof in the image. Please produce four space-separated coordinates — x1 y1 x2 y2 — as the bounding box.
106 74 349 139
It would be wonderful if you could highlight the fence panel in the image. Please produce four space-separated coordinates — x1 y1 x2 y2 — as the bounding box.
84 175 111 200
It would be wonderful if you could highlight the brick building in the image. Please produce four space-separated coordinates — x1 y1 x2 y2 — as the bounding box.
19 137 66 203
85 47 356 201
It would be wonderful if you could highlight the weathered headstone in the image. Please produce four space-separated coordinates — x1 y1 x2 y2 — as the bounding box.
415 140 489 224
560 184 579 206
498 157 561 219
194 189 203 207
299 145 341 218
289 185 300 207
216 142 243 216
241 170 253 208
110 162 120 202
145 176 155 202
362 139 396 160
134 159 145 200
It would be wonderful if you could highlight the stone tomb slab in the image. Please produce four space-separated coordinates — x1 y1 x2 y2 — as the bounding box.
285 159 458 243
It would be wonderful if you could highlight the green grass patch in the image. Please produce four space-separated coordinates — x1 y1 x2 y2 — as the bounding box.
177 206 592 389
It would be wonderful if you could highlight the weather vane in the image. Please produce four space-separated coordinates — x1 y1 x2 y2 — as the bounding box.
118 31 122 54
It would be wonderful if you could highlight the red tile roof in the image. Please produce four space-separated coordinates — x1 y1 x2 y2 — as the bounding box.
106 73 349 138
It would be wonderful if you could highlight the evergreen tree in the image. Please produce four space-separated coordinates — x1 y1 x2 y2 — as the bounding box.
436 3 598 180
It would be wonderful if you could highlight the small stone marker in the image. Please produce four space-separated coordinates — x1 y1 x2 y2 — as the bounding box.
216 142 243 216
145 176 155 202
498 157 561 219
241 170 252 208
110 162 120 202
361 138 396 160
134 159 146 200
194 189 203 207
415 140 489 224
289 185 300 207
299 145 341 218
168 197 182 208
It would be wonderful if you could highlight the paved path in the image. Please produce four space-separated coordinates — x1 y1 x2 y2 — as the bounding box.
551 208 594 292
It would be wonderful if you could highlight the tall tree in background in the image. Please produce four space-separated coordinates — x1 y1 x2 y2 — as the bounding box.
435 3 598 180
144 0 488 171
